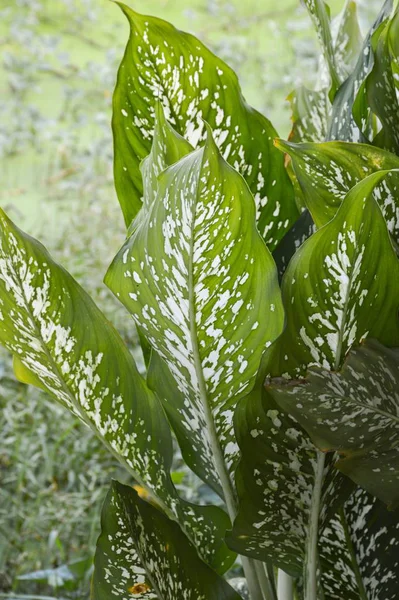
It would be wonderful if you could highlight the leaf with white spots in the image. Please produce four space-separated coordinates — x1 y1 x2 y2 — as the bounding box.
287 1 362 145
276 140 399 245
227 380 357 599
139 102 193 213
92 481 241 600
287 87 329 144
328 0 393 143
106 129 284 496
266 173 399 378
302 0 345 98
333 0 363 78
112 3 298 249
343 488 399 600
271 340 399 509
0 208 234 574
353 9 399 155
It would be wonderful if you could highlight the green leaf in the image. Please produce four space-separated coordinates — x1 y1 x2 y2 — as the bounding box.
271 340 399 509
272 210 315 282
353 10 399 154
286 1 362 145
140 102 193 212
106 128 284 494
0 208 233 573
276 140 399 245
328 0 393 143
333 0 363 77
266 173 399 377
147 350 221 495
287 87 329 144
343 488 399 600
112 2 298 249
92 481 241 600
227 383 352 578
301 0 344 98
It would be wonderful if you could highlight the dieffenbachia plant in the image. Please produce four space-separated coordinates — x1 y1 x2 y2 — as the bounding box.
1 1 399 599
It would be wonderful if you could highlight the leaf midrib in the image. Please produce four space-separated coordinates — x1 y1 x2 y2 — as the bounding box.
186 154 238 520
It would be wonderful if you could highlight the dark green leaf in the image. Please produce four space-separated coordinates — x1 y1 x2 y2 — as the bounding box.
112 3 298 249
271 340 399 509
92 482 241 600
272 209 315 282
227 384 352 577
344 488 399 600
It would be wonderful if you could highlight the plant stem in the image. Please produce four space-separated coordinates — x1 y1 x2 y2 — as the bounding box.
255 561 277 600
277 569 294 600
339 508 368 600
304 451 325 600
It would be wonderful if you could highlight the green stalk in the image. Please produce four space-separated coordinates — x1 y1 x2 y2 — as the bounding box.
255 561 277 600
277 569 294 600
304 451 326 600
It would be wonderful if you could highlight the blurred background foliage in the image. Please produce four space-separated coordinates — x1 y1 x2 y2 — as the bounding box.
0 0 381 597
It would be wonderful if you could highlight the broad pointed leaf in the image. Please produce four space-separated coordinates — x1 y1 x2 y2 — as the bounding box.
287 1 361 145
112 3 298 249
271 340 399 509
302 0 344 97
140 102 193 212
353 10 399 154
328 0 393 143
266 173 399 377
0 208 233 573
344 488 399 600
106 130 284 492
276 140 399 245
227 382 352 577
92 481 241 600
333 0 363 78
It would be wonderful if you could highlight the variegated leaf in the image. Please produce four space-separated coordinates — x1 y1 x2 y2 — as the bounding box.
276 140 399 245
344 488 399 600
266 173 399 378
227 383 353 577
301 0 344 97
139 102 193 212
328 0 393 143
0 209 234 573
271 340 399 509
287 1 362 145
332 0 363 78
112 3 298 249
106 130 284 493
92 482 241 600
353 9 399 155
287 87 329 144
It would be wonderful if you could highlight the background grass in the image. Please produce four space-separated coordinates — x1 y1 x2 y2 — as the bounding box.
0 0 381 597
